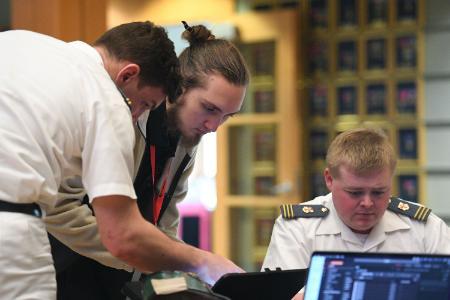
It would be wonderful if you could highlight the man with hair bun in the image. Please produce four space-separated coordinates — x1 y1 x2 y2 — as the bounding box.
52 21 250 300
0 20 248 299
262 127 450 299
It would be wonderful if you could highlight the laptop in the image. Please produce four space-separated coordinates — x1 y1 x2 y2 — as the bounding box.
212 268 307 300
122 268 307 300
304 251 450 300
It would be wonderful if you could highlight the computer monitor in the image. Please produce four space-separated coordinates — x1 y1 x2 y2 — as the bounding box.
304 251 450 300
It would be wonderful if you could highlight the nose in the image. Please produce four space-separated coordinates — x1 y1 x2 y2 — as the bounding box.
360 194 374 208
204 116 222 133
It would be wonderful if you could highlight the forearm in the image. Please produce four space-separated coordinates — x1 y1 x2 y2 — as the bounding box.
93 195 203 273
93 195 240 285
45 199 131 271
112 219 203 273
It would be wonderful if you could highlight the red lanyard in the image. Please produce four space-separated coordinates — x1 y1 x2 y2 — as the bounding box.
150 145 170 224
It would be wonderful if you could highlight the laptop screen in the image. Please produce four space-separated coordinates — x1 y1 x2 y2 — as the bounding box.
304 251 450 300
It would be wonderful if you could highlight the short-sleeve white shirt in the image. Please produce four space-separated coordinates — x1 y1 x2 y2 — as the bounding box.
262 193 450 270
0 30 136 211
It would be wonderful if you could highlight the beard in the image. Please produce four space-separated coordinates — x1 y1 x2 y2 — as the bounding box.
166 97 202 148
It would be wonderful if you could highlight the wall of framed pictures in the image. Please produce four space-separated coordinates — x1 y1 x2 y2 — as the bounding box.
214 9 300 271
299 0 425 204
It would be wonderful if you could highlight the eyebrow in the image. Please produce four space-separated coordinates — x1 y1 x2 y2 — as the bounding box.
344 188 389 193
203 99 241 116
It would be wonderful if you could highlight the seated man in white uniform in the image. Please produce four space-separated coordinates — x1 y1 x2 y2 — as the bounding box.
262 127 450 298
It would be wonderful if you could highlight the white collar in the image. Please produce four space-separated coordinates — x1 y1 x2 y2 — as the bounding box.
68 41 103 66
316 193 411 242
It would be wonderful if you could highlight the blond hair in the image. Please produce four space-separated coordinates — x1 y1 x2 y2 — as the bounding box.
326 127 397 178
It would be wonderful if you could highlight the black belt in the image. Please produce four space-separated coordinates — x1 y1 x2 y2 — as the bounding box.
0 200 42 218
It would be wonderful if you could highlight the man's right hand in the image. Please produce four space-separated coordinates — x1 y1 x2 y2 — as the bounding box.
93 195 244 283
192 249 244 285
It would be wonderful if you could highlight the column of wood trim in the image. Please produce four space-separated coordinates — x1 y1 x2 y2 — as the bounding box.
11 0 105 43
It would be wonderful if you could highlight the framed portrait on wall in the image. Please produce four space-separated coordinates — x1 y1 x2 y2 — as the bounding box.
338 0 357 27
310 130 328 160
309 85 328 116
253 90 275 113
309 0 328 30
398 128 417 159
338 40 357 72
396 81 416 114
337 85 357 115
367 0 388 26
366 83 386 114
396 35 417 68
253 127 276 162
254 176 275 196
253 208 279 247
398 174 418 203
366 38 386 70
251 42 275 76
254 213 276 246
278 0 300 9
397 0 417 22
308 40 328 73
252 1 273 10
311 172 329 198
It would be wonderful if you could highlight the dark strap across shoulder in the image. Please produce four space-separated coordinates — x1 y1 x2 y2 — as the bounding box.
157 153 191 225
134 104 180 223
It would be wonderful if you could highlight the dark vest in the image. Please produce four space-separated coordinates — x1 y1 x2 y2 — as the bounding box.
134 103 182 225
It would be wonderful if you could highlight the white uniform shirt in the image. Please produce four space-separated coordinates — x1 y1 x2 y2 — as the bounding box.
262 193 450 270
0 30 136 211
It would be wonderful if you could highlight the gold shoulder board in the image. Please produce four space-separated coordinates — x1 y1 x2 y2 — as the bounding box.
388 197 431 223
280 204 329 219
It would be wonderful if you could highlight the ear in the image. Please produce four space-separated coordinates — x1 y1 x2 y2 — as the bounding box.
116 63 140 84
324 168 333 191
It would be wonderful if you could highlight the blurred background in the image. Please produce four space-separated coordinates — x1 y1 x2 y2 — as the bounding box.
3 0 450 271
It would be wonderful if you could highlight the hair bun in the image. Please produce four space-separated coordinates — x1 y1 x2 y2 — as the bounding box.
181 21 215 46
